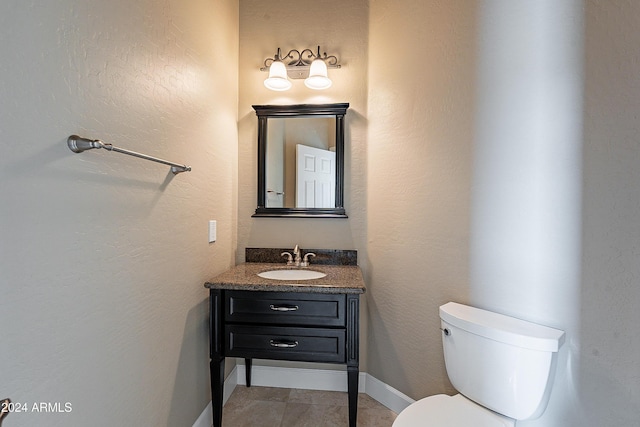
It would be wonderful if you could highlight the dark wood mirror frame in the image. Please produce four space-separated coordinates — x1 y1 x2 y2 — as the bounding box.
252 103 349 218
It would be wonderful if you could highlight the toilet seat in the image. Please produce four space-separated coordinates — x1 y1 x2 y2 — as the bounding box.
393 394 515 427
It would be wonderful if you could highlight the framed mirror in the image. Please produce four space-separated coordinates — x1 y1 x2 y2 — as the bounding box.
252 103 349 218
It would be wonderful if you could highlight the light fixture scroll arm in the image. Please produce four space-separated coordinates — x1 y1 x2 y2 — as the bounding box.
260 46 341 71
261 47 281 70
261 48 303 70
317 46 340 67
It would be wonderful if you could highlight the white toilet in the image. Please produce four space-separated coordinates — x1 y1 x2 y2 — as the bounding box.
393 302 565 427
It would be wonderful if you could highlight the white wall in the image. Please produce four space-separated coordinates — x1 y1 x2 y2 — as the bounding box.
470 1 583 426
0 1 238 426
467 2 640 425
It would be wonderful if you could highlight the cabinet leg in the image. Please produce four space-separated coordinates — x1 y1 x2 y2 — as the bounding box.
347 366 358 427
245 358 252 387
210 358 225 427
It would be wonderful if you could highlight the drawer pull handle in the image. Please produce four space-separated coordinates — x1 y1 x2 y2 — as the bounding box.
269 304 299 312
269 340 299 348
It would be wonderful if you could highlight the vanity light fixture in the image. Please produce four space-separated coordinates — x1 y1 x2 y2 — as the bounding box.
305 56 332 90
263 51 292 91
261 46 340 91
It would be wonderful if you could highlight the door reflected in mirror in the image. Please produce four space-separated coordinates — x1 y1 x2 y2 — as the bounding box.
266 116 336 208
253 103 349 218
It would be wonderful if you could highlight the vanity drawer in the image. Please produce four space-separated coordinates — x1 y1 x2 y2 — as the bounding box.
225 291 346 327
225 325 346 363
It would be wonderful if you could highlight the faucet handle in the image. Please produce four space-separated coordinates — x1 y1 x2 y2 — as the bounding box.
281 252 295 266
300 252 316 267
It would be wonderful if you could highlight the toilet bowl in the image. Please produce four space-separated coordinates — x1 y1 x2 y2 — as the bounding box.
393 302 565 427
393 394 514 427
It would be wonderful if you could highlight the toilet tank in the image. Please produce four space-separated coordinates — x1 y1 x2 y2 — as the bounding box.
439 302 565 420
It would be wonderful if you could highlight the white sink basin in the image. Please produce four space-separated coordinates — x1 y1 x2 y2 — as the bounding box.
258 269 327 281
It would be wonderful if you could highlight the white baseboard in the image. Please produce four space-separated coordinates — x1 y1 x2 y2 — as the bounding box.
192 401 212 427
192 366 239 427
362 372 415 414
193 365 414 427
236 364 365 391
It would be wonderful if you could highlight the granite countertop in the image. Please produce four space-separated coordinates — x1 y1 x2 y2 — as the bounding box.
204 263 366 294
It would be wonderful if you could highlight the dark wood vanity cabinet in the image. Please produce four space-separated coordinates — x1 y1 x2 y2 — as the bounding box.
209 289 361 427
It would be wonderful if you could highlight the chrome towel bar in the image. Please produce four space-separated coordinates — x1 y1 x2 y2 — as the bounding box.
67 135 191 174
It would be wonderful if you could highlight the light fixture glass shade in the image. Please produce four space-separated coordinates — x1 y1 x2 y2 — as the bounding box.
264 60 291 91
304 58 332 90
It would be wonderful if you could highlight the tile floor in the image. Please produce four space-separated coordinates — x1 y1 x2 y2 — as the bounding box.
220 386 398 427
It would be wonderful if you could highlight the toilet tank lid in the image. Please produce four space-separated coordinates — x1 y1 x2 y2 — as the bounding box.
439 302 565 352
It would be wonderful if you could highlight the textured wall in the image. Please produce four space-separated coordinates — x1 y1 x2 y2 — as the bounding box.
3 1 637 425
237 0 369 254
366 0 476 398
0 0 238 426
237 0 370 370
366 1 639 425
580 1 640 425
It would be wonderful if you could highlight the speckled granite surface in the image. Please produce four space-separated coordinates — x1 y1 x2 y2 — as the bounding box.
204 263 366 294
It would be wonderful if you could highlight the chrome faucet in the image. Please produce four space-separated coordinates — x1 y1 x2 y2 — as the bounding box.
283 245 315 267
293 245 302 266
